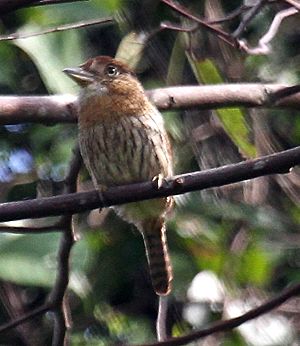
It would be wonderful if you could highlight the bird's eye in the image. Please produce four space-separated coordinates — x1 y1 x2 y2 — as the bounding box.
105 65 119 77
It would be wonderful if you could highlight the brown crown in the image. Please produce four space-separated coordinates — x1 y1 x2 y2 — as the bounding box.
80 56 135 77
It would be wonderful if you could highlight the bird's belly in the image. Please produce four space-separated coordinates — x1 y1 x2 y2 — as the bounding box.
79 115 171 188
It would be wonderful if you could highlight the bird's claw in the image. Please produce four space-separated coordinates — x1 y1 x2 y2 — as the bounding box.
152 174 168 190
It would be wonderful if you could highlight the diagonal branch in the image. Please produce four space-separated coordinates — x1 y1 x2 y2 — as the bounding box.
238 6 299 55
0 84 300 125
284 0 300 11
206 4 250 25
0 17 114 41
0 0 87 15
0 146 299 223
142 282 300 346
160 0 234 45
232 0 268 38
0 304 49 334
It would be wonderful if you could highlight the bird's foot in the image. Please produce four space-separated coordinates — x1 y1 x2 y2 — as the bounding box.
152 174 168 190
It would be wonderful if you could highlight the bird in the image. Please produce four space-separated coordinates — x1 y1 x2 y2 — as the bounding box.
63 56 173 295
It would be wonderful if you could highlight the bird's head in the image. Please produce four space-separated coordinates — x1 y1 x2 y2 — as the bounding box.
63 56 142 97
63 56 151 121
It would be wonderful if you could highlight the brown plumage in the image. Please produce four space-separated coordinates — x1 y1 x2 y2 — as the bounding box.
64 56 173 295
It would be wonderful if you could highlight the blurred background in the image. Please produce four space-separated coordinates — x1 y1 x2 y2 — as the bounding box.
0 0 299 345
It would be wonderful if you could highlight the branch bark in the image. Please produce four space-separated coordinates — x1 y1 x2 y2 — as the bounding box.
0 0 87 15
47 146 81 345
0 146 299 223
0 305 49 334
0 17 114 41
0 84 299 125
142 282 300 346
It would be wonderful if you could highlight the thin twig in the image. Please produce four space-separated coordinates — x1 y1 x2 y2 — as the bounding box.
0 17 114 41
0 148 80 344
0 224 62 234
284 0 300 11
270 85 300 102
47 146 81 345
207 1 281 24
0 145 299 222
30 0 88 6
159 21 198 34
238 6 299 55
207 5 249 24
142 282 300 345
0 304 49 334
0 0 86 15
233 0 268 38
161 0 234 46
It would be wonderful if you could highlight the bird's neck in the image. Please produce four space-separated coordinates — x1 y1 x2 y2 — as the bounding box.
78 82 153 127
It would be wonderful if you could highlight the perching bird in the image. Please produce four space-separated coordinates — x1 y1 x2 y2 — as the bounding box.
64 56 173 295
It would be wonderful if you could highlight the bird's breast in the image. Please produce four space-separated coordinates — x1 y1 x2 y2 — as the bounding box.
78 90 151 127
79 112 172 188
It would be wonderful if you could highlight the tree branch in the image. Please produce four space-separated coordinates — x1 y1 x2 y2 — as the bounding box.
0 304 49 334
0 84 300 125
284 0 300 11
0 0 87 15
0 17 114 41
206 4 250 25
47 146 81 345
142 282 300 345
29 0 88 6
0 146 299 223
161 0 234 45
238 6 299 55
232 0 268 38
0 224 61 234
0 95 77 125
0 147 81 341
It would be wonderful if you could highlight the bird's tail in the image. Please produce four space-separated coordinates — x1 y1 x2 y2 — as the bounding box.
141 218 173 295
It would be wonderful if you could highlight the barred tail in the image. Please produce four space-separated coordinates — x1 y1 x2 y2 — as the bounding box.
141 218 173 295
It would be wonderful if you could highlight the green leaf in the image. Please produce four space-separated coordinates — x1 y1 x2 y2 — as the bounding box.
14 25 85 94
115 31 146 71
187 56 256 158
0 253 55 286
0 232 90 292
238 245 272 286
167 33 186 86
0 233 59 286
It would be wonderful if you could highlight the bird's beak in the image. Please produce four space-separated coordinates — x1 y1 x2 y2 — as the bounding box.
63 67 95 86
